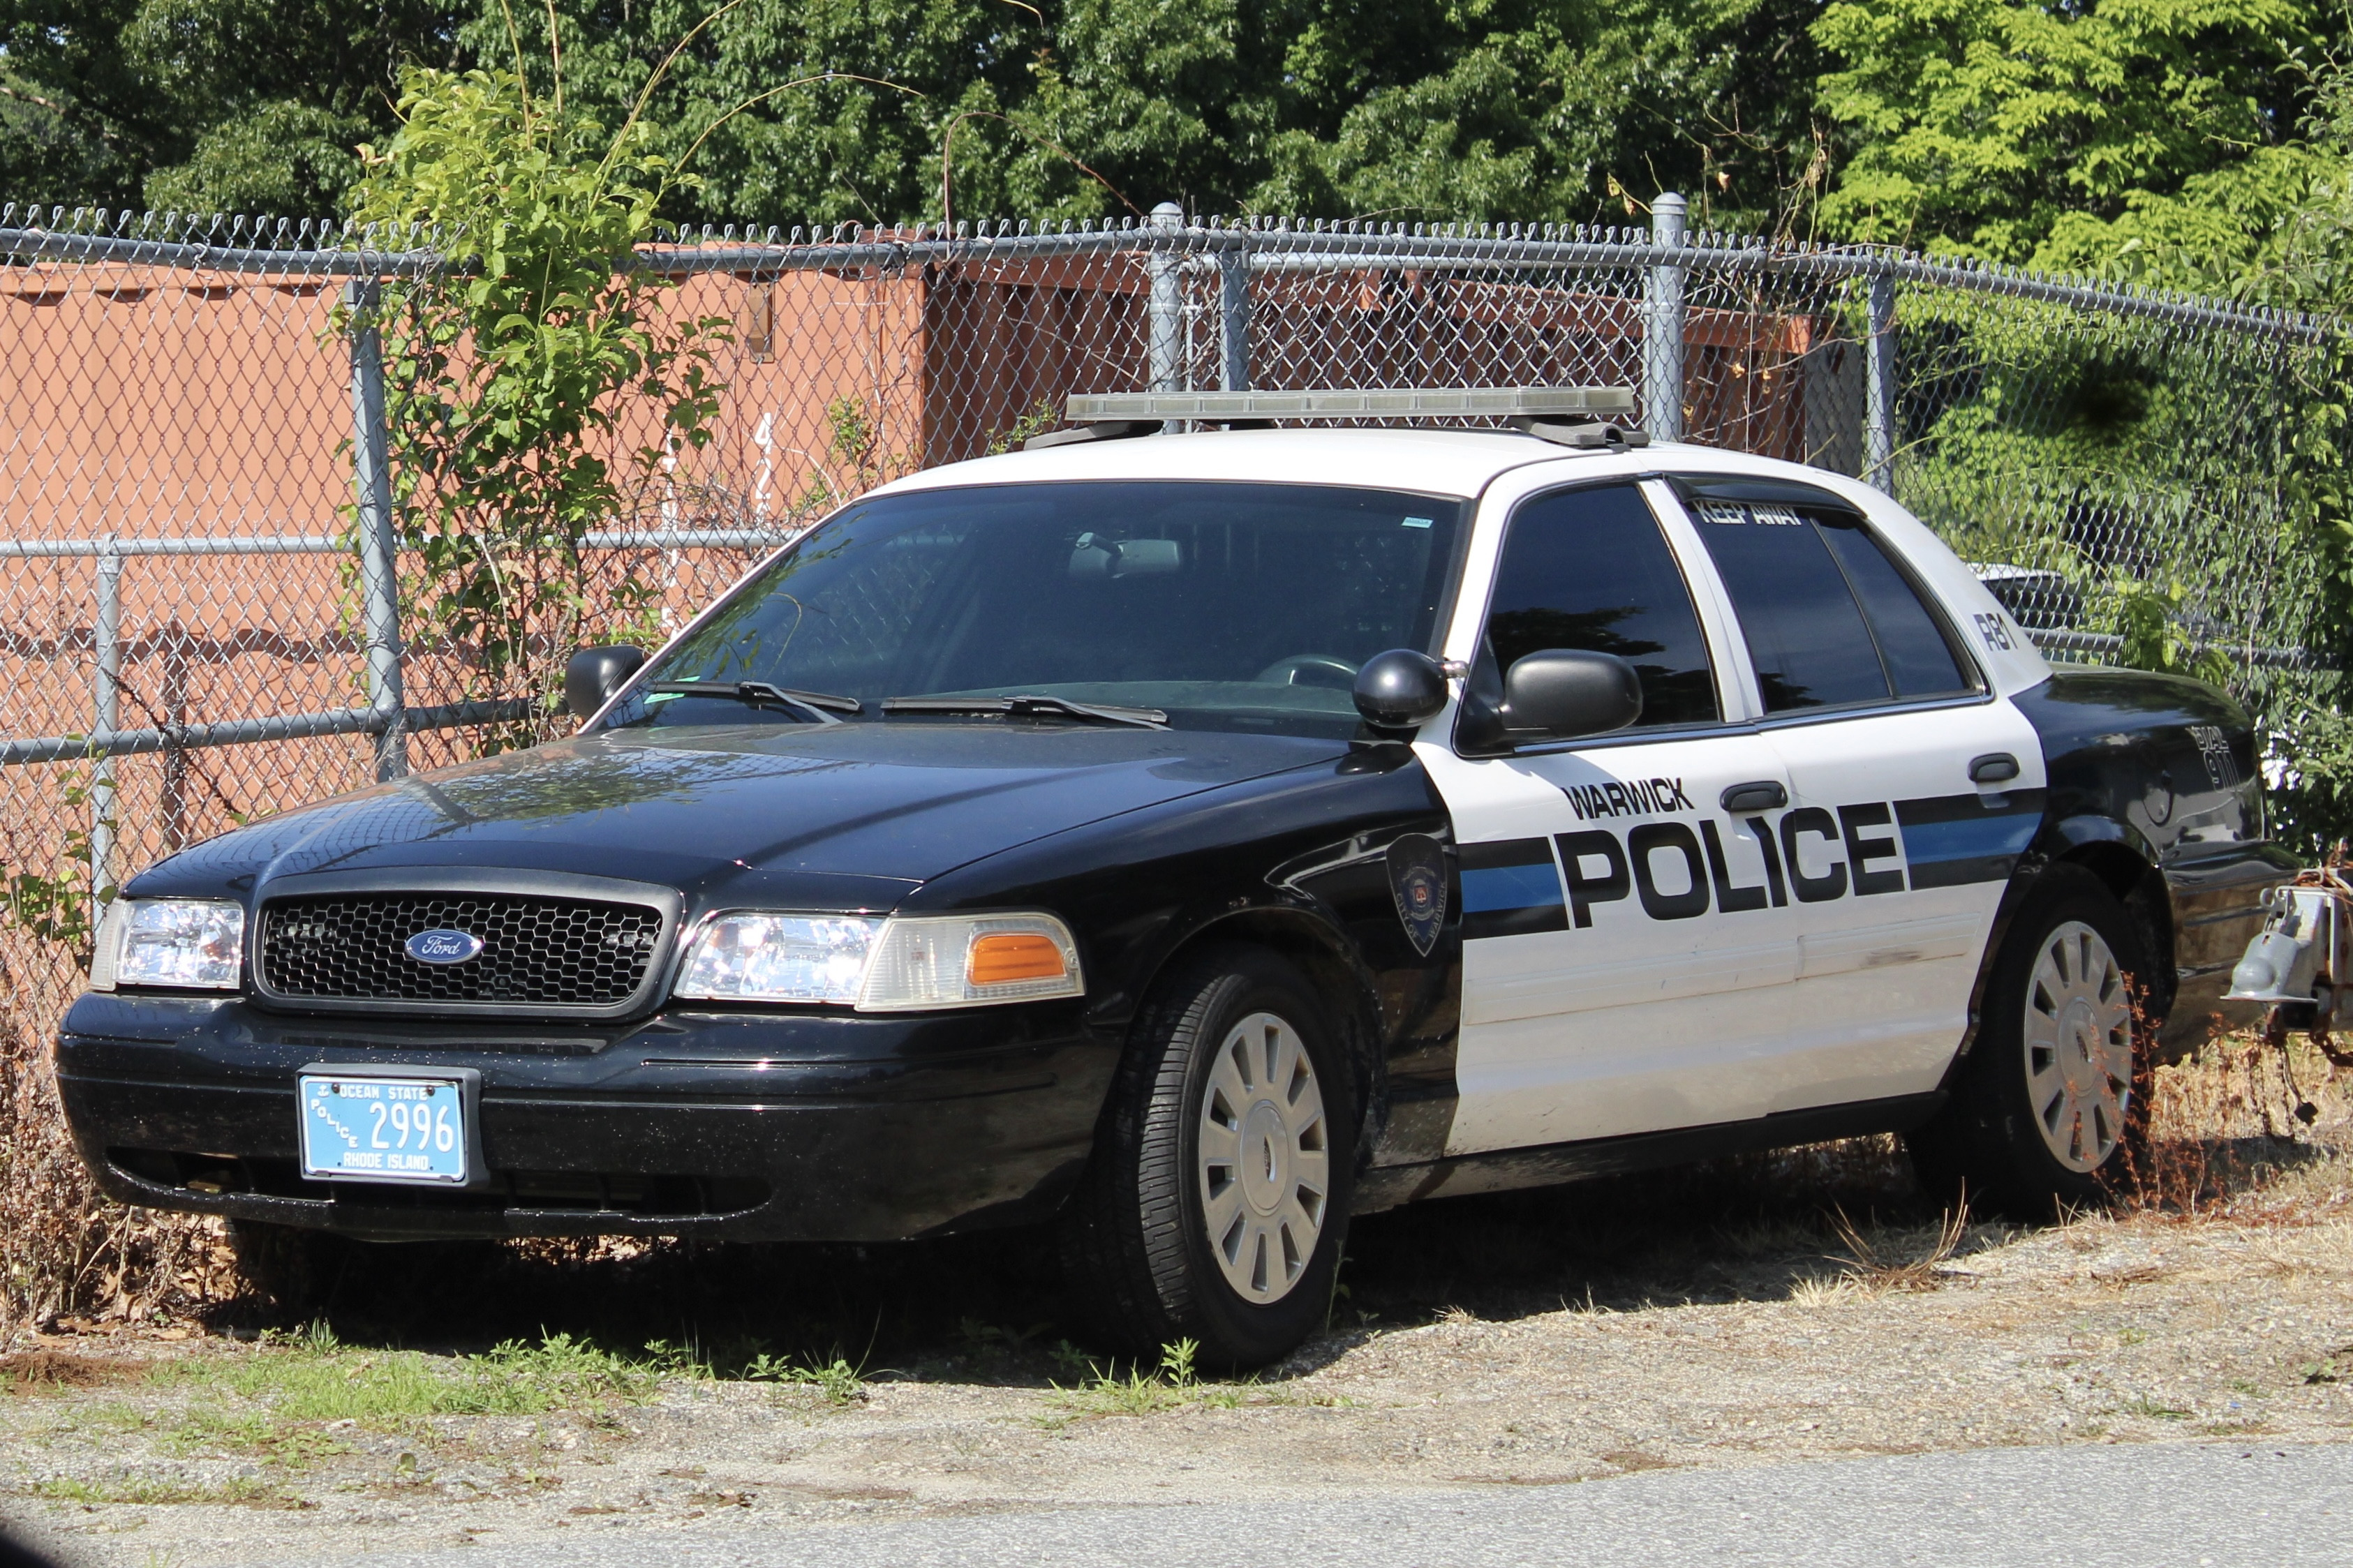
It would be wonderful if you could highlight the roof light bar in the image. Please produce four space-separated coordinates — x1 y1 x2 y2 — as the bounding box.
1064 386 1635 423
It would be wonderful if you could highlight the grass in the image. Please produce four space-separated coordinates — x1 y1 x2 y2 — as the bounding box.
156 1408 352 1470
740 1350 868 1405
1046 1339 1204 1421
30 1474 300 1508
149 1322 683 1426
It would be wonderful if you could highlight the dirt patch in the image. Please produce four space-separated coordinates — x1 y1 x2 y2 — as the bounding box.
0 1350 140 1393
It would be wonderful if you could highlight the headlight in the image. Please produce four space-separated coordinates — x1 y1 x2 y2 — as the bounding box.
674 911 1083 1010
88 899 246 991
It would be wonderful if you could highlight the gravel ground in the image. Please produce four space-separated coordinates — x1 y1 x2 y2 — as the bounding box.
3 1151 2351 1568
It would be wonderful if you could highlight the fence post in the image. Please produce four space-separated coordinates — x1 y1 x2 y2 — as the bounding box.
1644 193 1688 442
1218 231 1252 392
1864 269 1896 493
1147 202 1186 395
89 542 121 916
346 278 408 781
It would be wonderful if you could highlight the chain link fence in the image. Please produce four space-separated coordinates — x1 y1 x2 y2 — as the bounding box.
0 195 2338 1320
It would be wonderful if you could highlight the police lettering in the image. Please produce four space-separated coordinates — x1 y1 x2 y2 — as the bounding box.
1552 802 1911 927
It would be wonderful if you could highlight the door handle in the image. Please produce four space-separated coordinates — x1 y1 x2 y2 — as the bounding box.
1969 752 2021 785
1720 780 1788 813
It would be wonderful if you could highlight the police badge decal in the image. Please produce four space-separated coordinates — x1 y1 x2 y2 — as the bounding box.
1386 834 1449 957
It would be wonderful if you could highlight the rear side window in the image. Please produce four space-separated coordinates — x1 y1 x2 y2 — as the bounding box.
1818 523 1971 698
1483 484 1719 728
1682 482 1972 712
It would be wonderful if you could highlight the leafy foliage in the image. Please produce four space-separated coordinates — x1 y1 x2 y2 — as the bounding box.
8 0 1829 230
0 0 466 214
1811 0 2326 262
347 64 726 738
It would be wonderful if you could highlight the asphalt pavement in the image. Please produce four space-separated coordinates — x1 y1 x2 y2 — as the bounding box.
253 1438 2350 1568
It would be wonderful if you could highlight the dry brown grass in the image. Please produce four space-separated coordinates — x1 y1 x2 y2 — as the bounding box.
2113 1026 2353 1222
0 967 227 1338
1827 1202 1972 1293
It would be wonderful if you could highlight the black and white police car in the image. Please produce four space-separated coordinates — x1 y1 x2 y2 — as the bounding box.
59 387 2290 1366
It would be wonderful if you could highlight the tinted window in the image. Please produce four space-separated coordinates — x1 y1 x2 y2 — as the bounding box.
1818 523 1972 697
1688 496 1890 711
606 481 1466 740
1483 485 1718 728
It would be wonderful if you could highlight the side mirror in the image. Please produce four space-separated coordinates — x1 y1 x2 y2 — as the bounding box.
1501 650 1642 740
1353 649 1452 729
565 645 646 722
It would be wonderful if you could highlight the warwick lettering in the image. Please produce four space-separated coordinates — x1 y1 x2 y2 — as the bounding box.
1560 777 1694 821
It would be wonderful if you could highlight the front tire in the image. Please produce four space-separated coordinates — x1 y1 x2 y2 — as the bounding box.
1058 946 1354 1369
1909 864 2152 1217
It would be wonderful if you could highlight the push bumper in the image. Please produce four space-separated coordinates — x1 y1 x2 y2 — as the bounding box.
2162 843 2301 1050
56 992 1116 1242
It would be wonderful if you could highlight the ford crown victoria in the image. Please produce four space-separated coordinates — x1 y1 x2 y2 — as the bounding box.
57 389 2289 1365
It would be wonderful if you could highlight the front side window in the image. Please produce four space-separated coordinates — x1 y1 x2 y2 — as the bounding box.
1474 483 1720 730
601 481 1467 740
1682 480 1973 713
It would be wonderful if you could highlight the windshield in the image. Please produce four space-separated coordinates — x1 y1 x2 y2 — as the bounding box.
602 480 1468 739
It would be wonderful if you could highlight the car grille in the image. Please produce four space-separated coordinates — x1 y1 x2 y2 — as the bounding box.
258 893 665 1009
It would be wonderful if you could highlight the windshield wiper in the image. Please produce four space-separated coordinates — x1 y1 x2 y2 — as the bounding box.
647 680 863 721
880 694 1169 729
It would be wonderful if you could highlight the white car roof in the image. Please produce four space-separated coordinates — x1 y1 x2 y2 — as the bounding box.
874 427 1577 499
873 426 1870 506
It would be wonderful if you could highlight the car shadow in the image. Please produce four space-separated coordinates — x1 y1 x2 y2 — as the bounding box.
207 1126 2330 1387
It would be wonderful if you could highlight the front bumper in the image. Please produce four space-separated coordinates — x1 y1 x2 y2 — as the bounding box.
57 991 1115 1242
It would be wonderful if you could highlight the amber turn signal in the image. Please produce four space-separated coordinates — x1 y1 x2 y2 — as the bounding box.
967 931 1069 986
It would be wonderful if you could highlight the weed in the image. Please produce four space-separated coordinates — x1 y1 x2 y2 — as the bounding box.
744 1351 867 1405
1047 1339 1205 1420
157 1408 352 1471
1827 1204 1970 1292
956 1318 1051 1352
29 1474 298 1508
2118 1394 2192 1419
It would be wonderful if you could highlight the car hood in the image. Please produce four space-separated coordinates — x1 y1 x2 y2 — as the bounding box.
139 722 1350 909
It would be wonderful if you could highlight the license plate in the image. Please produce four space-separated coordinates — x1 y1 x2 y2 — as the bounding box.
299 1073 469 1184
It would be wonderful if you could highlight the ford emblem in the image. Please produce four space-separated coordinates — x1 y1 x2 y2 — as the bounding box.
404 929 484 965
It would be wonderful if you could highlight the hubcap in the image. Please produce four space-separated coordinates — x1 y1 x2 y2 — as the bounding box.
1197 1011 1329 1304
2024 920 2135 1172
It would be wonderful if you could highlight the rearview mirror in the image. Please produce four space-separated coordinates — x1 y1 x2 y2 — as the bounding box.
565 645 646 722
1501 650 1642 740
1069 534 1182 578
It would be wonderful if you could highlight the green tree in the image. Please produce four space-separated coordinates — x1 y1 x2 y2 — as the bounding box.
1 0 157 209
1 0 463 216
1810 0 2326 262
466 0 1834 230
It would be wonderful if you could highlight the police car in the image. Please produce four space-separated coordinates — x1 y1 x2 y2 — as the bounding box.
57 388 2289 1366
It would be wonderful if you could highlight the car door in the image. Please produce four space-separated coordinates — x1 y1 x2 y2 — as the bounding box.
1667 473 2048 1114
1417 480 1802 1157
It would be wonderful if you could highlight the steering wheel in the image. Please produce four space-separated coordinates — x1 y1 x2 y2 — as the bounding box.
1254 652 1360 691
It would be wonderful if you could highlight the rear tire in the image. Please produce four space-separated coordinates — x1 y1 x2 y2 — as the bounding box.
1058 946 1354 1371
1909 864 2153 1218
